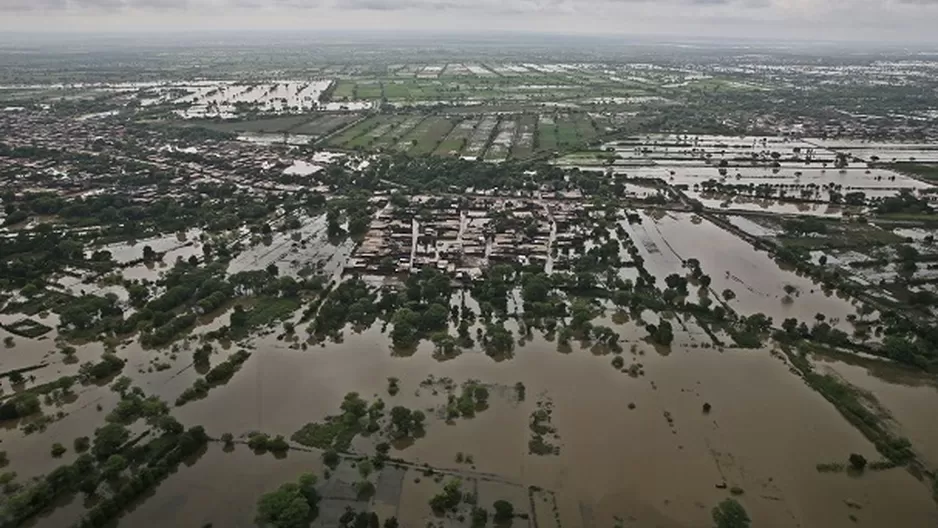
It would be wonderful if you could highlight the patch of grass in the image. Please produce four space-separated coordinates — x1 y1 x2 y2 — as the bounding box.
406 117 457 156
244 296 301 329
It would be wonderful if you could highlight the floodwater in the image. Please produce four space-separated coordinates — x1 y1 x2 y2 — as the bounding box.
5 301 938 528
225 214 352 279
632 211 864 327
92 229 203 265
3 208 936 527
72 326 938 527
812 351 938 468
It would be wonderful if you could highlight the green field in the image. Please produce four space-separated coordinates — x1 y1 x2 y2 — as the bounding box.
536 116 558 151
433 117 478 157
345 116 406 149
509 114 538 159
405 117 458 155
327 115 392 147
291 115 358 136
190 115 315 134
370 116 424 149
331 80 356 99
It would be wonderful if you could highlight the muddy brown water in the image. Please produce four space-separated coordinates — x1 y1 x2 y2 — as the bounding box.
635 211 866 331
19 324 922 528
2 265 936 527
813 351 938 469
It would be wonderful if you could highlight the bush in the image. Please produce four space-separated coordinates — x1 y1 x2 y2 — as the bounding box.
712 498 750 528
247 433 270 451
73 436 90 453
849 453 867 471
322 449 340 469
493 500 514 522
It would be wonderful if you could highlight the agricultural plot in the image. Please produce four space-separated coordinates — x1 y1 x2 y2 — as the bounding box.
432 117 479 157
326 115 392 147
290 114 358 136
417 65 444 78
191 114 315 134
465 63 497 76
483 118 517 161
331 80 356 99
509 113 538 159
403 116 458 155
346 115 407 149
171 80 333 118
536 114 559 151
370 115 424 148
462 115 500 158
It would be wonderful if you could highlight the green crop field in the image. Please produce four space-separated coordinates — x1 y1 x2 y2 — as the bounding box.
405 117 458 155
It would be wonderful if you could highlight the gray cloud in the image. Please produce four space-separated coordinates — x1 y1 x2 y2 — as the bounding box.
0 0 67 10
1 0 938 42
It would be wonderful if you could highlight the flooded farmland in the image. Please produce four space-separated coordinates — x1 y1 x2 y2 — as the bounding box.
4 37 938 528
21 327 938 528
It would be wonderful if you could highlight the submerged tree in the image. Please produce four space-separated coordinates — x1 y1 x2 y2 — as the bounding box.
712 498 750 528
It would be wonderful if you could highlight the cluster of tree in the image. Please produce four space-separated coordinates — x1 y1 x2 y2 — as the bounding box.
0 392 41 420
175 350 251 406
247 433 291 454
2 412 207 528
291 392 378 452
873 190 932 216
776 317 851 348
77 426 209 528
446 382 489 419
429 478 465 512
105 387 168 425
646 320 675 346
481 322 515 357
726 312 772 348
310 278 381 339
0 228 96 288
387 269 456 348
388 406 426 438
77 353 126 383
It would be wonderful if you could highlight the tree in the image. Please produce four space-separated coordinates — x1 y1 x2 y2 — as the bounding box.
849 453 867 471
712 498 750 528
73 436 90 453
389 406 414 437
493 500 514 522
255 483 312 528
429 479 463 512
471 507 489 527
323 449 340 469
92 423 129 459
101 454 127 480
230 304 249 328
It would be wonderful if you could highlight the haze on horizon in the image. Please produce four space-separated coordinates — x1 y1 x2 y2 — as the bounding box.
2 0 938 45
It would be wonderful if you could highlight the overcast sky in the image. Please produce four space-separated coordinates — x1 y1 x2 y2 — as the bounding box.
2 0 938 43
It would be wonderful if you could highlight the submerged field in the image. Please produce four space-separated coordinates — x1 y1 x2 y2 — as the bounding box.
3 47 938 528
